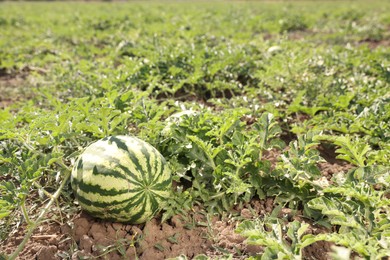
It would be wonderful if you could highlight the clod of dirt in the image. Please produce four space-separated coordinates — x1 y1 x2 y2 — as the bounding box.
79 235 93 253
240 208 252 219
71 212 212 259
36 245 57 260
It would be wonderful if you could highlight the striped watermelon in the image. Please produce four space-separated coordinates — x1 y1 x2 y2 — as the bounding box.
71 135 171 224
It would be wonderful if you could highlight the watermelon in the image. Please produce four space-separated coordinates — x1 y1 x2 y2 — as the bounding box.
71 135 171 224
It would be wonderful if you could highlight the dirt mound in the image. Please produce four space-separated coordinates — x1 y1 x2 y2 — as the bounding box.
71 212 211 259
1 211 212 260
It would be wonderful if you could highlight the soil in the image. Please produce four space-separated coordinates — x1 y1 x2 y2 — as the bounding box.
359 39 390 49
0 144 352 260
0 68 34 109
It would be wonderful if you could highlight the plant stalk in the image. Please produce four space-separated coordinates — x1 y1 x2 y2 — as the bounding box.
20 200 32 225
7 169 71 260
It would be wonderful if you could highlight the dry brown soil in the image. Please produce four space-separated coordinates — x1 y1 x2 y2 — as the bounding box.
0 67 40 109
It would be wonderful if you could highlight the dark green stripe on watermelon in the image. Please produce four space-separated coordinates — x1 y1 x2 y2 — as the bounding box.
105 136 128 152
84 192 148 220
86 161 144 187
126 195 154 224
75 188 144 208
115 140 150 187
151 176 172 190
150 159 168 186
117 164 143 185
90 164 128 181
140 144 153 186
72 177 142 197
74 158 141 186
83 194 153 224
75 157 84 170
105 136 146 179
149 148 163 185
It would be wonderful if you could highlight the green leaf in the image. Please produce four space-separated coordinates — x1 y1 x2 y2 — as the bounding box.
253 112 283 151
154 243 165 251
314 135 370 167
307 195 374 234
186 135 216 170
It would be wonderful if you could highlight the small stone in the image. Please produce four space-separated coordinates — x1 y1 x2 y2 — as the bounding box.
106 224 117 240
126 246 137 260
112 223 123 231
74 217 90 231
246 244 263 255
60 224 72 235
89 223 103 237
241 208 252 219
125 225 132 232
171 215 184 228
36 245 57 260
131 226 143 237
48 236 59 245
79 235 93 253
72 250 88 260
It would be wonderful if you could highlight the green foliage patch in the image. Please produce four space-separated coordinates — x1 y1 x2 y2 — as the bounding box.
0 1 389 259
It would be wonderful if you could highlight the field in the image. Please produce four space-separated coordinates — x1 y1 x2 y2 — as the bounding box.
0 1 390 259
